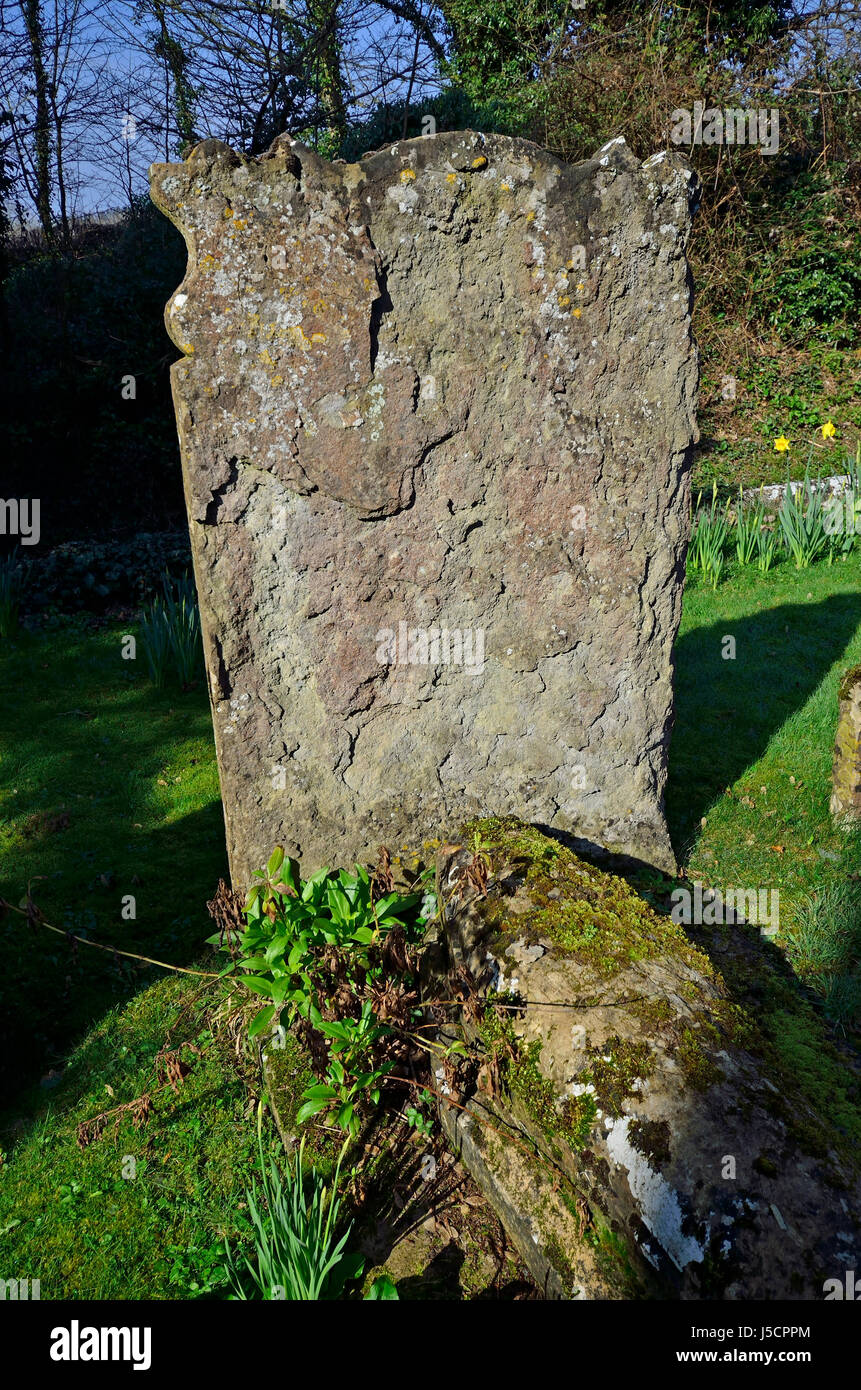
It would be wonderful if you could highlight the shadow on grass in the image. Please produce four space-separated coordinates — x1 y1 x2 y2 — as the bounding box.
0 802 228 1117
0 624 229 1115
666 591 861 856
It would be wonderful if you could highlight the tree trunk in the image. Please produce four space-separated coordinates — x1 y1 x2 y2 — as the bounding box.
307 0 346 149
149 0 197 151
19 0 54 245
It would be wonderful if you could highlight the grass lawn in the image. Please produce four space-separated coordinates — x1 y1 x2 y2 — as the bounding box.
668 548 861 910
0 974 260 1299
1 544 860 1299
0 616 227 1107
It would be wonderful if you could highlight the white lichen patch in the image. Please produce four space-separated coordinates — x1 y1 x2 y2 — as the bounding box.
605 1115 706 1272
485 951 518 996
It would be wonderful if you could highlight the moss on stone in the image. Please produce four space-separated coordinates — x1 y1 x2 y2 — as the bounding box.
479 1007 597 1153
628 1117 673 1169
543 1233 579 1295
838 661 861 702
714 940 861 1165
584 1218 644 1299
459 815 716 984
453 814 861 1258
588 1037 654 1114
628 996 674 1030
677 1026 726 1091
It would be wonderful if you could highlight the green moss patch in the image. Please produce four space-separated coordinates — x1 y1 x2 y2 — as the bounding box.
479 1008 596 1153
460 816 715 983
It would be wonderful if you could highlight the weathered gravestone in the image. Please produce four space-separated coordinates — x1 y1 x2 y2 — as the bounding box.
150 130 699 889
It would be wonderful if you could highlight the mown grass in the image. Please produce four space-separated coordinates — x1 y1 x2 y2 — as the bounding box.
669 547 861 907
0 614 227 1107
666 546 861 1043
0 973 263 1299
0 614 251 1298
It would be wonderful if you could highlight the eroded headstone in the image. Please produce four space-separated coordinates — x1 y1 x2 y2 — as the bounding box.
150 130 699 887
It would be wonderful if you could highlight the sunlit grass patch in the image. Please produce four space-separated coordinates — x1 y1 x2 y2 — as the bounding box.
0 973 257 1300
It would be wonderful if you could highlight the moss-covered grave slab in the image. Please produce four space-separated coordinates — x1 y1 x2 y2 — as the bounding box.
424 817 861 1300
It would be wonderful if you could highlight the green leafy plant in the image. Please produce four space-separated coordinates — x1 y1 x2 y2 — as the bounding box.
777 470 830 569
755 518 778 574
826 444 861 560
734 486 765 566
162 570 203 686
140 569 202 688
365 1273 399 1299
297 1001 393 1138
225 1125 364 1300
212 848 434 1135
690 482 729 588
760 243 861 348
404 1088 435 1138
140 595 172 688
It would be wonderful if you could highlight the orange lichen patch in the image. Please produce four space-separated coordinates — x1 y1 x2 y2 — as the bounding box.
471 156 488 169
400 168 416 182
